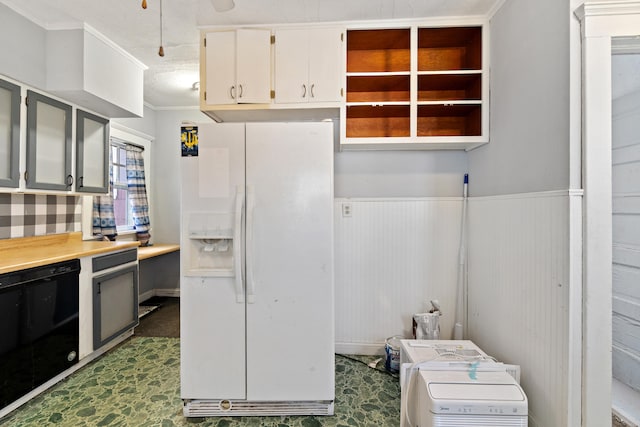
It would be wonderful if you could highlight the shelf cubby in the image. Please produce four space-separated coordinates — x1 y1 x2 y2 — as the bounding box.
346 29 411 73
418 27 482 71
347 75 410 103
417 73 482 102
417 104 481 137
346 105 410 138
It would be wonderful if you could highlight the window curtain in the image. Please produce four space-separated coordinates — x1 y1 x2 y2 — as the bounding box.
92 151 117 240
126 148 151 246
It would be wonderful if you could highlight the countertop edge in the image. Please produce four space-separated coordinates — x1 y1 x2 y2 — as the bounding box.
0 235 140 275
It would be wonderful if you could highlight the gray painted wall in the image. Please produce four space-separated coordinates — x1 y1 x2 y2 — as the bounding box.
113 105 158 138
152 109 211 244
468 0 571 196
0 4 46 89
334 150 468 198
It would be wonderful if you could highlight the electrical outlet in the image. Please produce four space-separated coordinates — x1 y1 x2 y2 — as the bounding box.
342 203 352 217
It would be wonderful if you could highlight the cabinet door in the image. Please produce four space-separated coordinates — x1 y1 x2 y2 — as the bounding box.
92 264 139 350
76 110 109 194
274 29 310 104
274 28 343 104
0 79 20 188
204 31 237 105
308 28 343 103
26 91 72 191
236 29 271 104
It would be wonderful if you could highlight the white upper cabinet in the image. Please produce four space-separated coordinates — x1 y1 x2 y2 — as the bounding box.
203 29 271 106
47 27 145 118
274 28 343 104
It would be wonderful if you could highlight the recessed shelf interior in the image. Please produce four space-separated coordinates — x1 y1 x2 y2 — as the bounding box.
346 105 410 138
417 73 482 101
344 25 484 143
347 29 411 73
418 27 482 71
347 75 410 103
417 104 481 136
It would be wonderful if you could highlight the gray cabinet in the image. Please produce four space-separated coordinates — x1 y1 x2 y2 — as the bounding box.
26 90 73 191
0 78 20 188
92 249 139 349
76 109 109 193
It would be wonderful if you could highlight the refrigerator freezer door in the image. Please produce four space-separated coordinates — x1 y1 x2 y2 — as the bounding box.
245 122 335 401
180 276 246 399
180 123 247 399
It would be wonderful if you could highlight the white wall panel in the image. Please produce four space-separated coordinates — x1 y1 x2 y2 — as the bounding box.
467 191 582 427
613 87 640 393
334 198 462 354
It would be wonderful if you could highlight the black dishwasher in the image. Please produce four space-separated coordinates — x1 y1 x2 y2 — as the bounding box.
0 259 80 408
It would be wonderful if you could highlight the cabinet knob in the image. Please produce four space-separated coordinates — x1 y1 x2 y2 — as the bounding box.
230 86 236 100
66 175 74 187
302 84 307 98
238 84 243 98
311 84 315 98
79 176 84 188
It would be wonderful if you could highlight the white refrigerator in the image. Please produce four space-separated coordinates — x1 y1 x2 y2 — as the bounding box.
180 122 335 417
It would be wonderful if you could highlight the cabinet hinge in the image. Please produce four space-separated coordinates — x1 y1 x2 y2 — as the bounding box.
270 90 275 99
271 35 275 44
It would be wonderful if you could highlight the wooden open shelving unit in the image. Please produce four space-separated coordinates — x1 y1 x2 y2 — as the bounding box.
346 28 411 139
342 24 487 149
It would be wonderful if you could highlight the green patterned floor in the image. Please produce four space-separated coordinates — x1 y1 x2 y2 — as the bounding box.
1 337 400 427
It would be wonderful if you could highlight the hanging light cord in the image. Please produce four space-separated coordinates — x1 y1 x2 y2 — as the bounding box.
158 0 165 57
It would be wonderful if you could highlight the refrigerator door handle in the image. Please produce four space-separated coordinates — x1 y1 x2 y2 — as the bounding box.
246 185 256 304
234 186 245 303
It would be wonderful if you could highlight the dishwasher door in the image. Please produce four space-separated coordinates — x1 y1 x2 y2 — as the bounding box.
0 259 80 408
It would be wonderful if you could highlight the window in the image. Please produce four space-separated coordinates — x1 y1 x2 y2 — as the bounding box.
111 142 136 231
84 124 152 242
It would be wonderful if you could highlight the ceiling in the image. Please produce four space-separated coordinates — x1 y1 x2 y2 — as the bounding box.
0 0 502 110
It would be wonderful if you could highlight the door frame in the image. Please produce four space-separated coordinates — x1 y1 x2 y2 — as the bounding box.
576 2 640 426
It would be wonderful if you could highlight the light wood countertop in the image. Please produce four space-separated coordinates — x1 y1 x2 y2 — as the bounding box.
137 244 180 261
0 232 139 275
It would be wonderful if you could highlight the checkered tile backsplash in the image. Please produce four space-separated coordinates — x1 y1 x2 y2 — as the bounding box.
0 194 81 239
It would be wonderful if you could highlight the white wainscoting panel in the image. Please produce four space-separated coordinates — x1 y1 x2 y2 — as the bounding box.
334 198 462 355
467 190 582 427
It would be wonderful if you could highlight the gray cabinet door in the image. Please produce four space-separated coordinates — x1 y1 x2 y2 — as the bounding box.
0 78 20 188
76 109 109 193
26 90 72 191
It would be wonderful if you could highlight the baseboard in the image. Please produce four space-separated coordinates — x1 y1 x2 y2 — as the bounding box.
139 289 155 303
335 342 385 356
155 288 180 298
139 289 180 303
